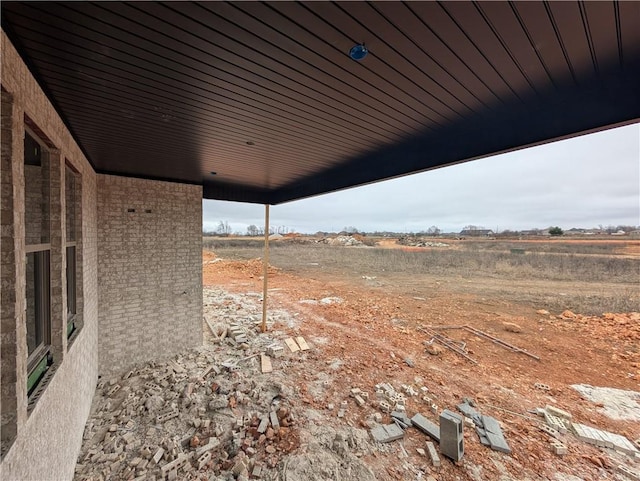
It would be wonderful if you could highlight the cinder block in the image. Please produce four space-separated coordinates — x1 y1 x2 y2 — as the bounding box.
439 410 464 462
197 451 211 470
411 413 440 443
539 423 562 440
616 465 640 481
545 405 572 420
551 440 567 455
544 412 567 434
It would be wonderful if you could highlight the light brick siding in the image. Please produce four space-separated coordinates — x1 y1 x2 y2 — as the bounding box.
97 175 203 377
1 29 204 480
1 30 99 480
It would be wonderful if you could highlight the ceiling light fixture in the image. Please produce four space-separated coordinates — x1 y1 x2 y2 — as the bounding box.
349 43 368 61
246 141 255 146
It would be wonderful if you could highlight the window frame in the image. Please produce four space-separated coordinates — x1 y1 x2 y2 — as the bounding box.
64 162 80 340
23 128 53 393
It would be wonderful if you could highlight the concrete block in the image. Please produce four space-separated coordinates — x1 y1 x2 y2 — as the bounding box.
350 388 362 397
152 448 165 464
544 412 568 434
195 437 220 456
545 405 572 420
539 423 562 440
355 395 365 407
482 415 511 454
270 411 280 430
371 423 405 443
257 416 269 434
379 400 391 413
440 410 464 462
426 441 441 468
411 413 440 442
551 440 567 455
384 423 405 441
197 451 211 470
617 465 640 481
534 382 551 391
161 454 188 477
370 426 387 443
156 409 179 424
391 411 412 427
457 402 479 418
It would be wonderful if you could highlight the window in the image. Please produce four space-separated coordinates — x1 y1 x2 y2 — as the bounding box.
65 164 78 338
24 130 52 395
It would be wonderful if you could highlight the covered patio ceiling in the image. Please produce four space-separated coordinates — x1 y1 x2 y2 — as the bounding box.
2 1 639 204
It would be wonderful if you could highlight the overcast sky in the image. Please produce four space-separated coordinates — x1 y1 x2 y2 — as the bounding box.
203 123 640 234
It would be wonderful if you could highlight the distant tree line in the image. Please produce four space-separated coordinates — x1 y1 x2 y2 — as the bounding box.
205 222 639 237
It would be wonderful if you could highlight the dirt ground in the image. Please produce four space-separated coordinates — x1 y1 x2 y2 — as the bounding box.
203 248 640 481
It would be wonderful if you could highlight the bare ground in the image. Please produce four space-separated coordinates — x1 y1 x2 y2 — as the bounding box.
202 245 640 480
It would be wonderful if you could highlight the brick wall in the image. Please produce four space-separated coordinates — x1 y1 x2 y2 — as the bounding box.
97 175 203 377
1 30 99 480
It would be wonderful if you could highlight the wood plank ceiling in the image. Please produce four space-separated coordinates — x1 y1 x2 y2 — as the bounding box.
2 1 639 203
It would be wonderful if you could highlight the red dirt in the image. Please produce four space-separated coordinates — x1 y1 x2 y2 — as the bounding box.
203 251 640 480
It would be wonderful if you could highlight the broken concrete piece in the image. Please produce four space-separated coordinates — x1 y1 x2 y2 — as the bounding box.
257 416 269 434
370 423 405 443
391 411 412 428
482 415 511 454
411 413 440 443
269 411 280 430
426 441 441 468
152 447 164 464
457 402 479 419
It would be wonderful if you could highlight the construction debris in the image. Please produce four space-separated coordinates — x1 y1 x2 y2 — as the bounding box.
432 324 540 360
457 402 511 454
417 326 478 364
572 423 640 456
370 424 405 443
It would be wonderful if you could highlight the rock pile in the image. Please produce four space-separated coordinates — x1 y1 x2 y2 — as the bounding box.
397 236 449 248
